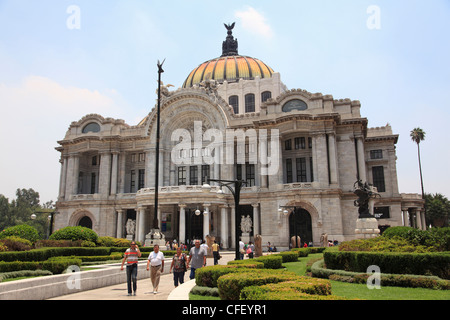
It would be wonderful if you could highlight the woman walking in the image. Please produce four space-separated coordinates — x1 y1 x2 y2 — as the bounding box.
169 247 187 287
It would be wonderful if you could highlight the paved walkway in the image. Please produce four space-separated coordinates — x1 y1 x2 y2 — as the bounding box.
50 252 236 300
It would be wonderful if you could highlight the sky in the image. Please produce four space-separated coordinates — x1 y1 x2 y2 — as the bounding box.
0 0 449 204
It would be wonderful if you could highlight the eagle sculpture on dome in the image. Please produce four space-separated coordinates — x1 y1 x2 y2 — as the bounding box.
222 22 238 57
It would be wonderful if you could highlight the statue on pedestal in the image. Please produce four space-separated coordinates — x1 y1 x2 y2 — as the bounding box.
353 180 380 218
126 219 136 240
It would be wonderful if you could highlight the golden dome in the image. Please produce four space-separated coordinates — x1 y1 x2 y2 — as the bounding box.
182 55 274 88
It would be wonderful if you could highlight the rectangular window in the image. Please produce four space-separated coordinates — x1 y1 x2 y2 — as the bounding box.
178 167 186 186
91 172 97 194
78 172 84 194
372 166 386 192
245 163 255 187
138 169 145 189
286 159 293 183
92 156 97 166
130 170 135 193
245 94 255 113
139 153 145 162
190 166 198 186
296 158 307 182
370 149 383 159
295 137 306 149
285 139 292 151
236 164 243 181
229 95 239 114
202 165 210 184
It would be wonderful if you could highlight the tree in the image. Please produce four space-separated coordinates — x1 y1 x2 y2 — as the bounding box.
425 193 450 227
410 128 426 199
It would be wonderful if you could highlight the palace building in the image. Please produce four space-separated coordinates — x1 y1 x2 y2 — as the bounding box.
54 25 424 249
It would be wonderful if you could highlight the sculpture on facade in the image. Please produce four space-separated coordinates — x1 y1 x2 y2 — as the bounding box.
222 22 238 56
291 235 301 248
126 219 136 237
353 180 381 218
240 215 253 234
320 233 328 247
254 234 263 257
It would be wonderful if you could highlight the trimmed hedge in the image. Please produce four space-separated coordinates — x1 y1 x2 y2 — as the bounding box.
217 269 300 300
49 226 98 243
0 258 81 274
274 251 299 263
0 270 53 282
240 279 340 300
0 224 40 243
196 264 263 288
254 255 283 269
324 250 450 279
312 259 450 290
227 260 265 268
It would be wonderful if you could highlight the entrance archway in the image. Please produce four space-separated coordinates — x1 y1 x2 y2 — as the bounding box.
78 216 93 229
289 208 312 247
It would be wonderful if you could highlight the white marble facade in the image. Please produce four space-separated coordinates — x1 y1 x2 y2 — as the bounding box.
54 30 424 250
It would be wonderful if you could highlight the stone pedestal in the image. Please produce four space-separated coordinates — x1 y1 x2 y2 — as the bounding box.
144 229 167 250
355 218 380 239
241 232 251 244
126 235 134 241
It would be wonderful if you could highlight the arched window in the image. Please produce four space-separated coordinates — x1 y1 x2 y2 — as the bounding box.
82 122 101 133
261 91 272 102
245 94 255 113
282 99 308 112
229 95 239 114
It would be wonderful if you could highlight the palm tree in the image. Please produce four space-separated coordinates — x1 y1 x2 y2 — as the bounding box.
410 128 426 199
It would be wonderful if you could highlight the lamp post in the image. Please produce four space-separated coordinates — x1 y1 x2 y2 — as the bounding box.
208 179 246 261
153 59 165 230
31 210 58 239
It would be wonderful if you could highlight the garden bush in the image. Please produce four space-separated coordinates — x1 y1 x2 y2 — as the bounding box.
240 278 333 300
0 257 81 274
0 236 33 251
191 286 220 297
324 250 450 279
254 255 283 269
382 226 450 251
217 269 300 300
227 260 265 268
49 226 98 243
196 265 262 288
0 224 40 243
274 251 299 263
291 247 310 257
312 259 450 290
0 270 53 282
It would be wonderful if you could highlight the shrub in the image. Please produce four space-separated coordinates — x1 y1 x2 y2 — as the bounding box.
0 236 32 251
50 226 98 243
324 251 450 279
275 251 299 263
227 260 265 268
291 248 310 257
34 240 83 248
240 278 333 300
217 269 299 300
0 270 53 282
339 237 431 253
196 265 261 288
191 286 220 297
382 226 450 251
0 224 40 243
254 255 283 269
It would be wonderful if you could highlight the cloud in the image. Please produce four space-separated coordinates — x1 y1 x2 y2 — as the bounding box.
235 6 274 38
0 76 129 203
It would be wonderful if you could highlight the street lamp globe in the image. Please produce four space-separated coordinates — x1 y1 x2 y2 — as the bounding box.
30 213 37 220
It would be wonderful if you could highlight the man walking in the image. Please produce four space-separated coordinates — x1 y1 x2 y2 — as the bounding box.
147 244 165 294
121 241 141 296
187 239 207 280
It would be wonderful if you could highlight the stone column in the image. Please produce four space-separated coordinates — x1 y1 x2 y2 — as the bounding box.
313 133 329 186
220 206 229 249
252 203 260 236
415 208 422 230
327 133 338 185
230 205 236 249
179 204 186 244
137 207 146 243
110 152 119 195
420 209 427 230
203 204 210 240
116 209 124 238
118 152 126 194
356 136 367 182
99 152 111 195
59 156 68 200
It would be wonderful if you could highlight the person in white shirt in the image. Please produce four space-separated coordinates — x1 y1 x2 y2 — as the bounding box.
146 244 165 294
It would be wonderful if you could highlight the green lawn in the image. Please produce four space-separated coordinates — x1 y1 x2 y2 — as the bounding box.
283 254 450 300
190 253 450 300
